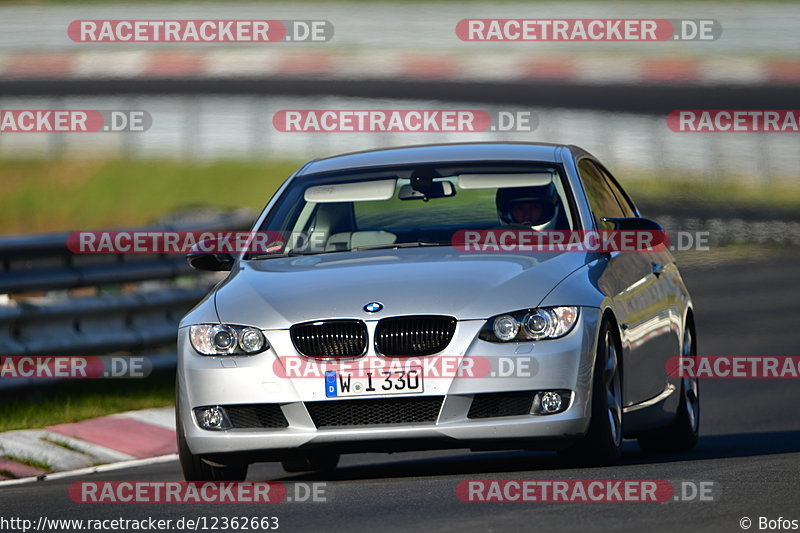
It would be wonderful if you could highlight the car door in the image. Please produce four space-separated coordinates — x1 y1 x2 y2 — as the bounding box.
577 158 669 407
597 162 683 394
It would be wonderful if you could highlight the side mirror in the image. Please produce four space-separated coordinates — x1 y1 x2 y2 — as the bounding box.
599 217 668 251
187 239 234 271
600 216 664 232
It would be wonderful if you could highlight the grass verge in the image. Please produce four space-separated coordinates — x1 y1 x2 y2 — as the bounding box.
624 174 800 212
0 370 175 432
2 455 51 472
1 158 799 235
0 159 303 234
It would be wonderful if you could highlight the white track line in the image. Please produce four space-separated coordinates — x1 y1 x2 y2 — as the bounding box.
0 453 179 487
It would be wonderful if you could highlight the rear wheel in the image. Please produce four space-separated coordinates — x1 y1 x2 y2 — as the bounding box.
281 454 340 473
559 321 622 466
637 324 699 453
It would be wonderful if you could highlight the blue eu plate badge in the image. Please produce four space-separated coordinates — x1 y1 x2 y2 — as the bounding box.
325 370 338 397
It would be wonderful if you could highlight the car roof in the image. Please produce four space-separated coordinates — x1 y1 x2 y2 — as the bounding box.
298 142 590 176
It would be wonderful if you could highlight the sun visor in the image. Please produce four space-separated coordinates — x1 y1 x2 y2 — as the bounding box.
304 179 397 203
457 173 553 189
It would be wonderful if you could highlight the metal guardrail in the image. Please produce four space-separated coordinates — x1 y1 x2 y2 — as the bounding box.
0 209 254 390
0 209 254 295
0 287 208 356
0 233 190 295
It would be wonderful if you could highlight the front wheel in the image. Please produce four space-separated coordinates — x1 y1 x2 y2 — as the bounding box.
177 420 248 481
559 321 623 466
176 381 248 481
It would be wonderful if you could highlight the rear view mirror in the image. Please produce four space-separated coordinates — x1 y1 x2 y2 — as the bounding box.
399 181 456 201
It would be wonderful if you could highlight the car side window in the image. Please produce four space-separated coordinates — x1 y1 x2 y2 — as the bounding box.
596 164 637 218
577 159 625 229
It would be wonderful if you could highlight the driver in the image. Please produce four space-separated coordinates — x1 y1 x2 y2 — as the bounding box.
495 183 561 230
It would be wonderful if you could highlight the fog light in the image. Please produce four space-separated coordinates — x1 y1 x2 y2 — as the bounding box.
532 390 571 415
540 392 562 413
194 406 231 431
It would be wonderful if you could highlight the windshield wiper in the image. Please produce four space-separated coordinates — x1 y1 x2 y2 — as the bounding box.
351 241 450 251
248 248 347 260
247 252 291 260
250 241 450 259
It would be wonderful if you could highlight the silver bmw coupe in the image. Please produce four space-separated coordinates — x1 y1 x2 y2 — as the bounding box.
177 142 699 480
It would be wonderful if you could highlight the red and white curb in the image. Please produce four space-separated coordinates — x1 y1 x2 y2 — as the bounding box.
0 407 176 485
0 49 798 85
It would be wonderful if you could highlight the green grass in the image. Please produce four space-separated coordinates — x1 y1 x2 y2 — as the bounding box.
1 158 797 235
0 371 176 432
2 455 51 472
623 174 800 212
0 159 302 235
41 437 90 455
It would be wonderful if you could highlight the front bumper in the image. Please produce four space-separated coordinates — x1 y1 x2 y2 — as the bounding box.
177 307 602 458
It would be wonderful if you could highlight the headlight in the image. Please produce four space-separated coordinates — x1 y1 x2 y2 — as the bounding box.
239 327 266 353
479 307 579 343
493 315 520 342
189 324 269 355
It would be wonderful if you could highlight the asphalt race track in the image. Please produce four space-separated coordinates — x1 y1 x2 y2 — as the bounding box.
2 251 799 533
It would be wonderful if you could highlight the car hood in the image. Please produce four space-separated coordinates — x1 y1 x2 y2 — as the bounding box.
213 247 590 327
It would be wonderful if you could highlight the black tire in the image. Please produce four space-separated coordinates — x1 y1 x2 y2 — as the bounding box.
559 321 623 467
638 324 699 453
281 454 340 473
176 380 248 481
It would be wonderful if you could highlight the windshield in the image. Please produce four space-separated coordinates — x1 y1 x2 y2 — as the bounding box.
250 163 576 257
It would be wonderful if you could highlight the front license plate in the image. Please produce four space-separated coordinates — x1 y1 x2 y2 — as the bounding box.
325 367 424 397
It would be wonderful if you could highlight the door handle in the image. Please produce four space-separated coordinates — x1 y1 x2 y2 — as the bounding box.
651 262 665 277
